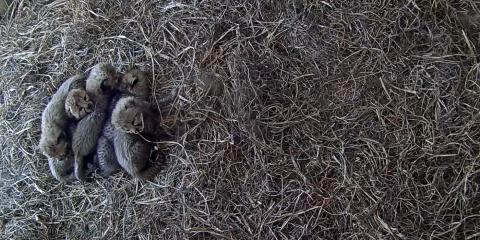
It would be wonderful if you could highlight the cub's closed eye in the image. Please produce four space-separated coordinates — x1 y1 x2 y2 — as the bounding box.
100 79 108 91
56 134 63 144
125 101 136 109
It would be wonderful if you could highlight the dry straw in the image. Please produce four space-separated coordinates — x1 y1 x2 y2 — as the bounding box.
1 0 480 239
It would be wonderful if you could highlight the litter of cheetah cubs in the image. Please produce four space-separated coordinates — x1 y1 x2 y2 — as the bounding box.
39 63 175 182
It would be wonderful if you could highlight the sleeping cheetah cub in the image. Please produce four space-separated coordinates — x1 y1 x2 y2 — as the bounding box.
111 96 174 140
39 74 86 159
94 69 152 177
119 69 151 98
48 121 95 182
71 63 119 181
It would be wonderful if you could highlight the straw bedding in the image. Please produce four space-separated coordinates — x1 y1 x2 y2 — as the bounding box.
0 0 480 239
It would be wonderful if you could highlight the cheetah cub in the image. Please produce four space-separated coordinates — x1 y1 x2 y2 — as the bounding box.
39 74 86 159
71 63 119 181
109 95 171 180
119 69 151 98
110 95 174 140
94 69 152 177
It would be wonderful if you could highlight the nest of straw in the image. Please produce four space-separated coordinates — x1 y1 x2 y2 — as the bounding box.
1 0 480 239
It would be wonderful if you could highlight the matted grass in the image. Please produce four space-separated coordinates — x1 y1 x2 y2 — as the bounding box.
1 0 480 239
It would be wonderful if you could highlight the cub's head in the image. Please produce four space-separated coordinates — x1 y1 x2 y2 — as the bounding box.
86 63 119 94
39 128 69 159
111 96 146 133
119 69 151 98
65 89 94 120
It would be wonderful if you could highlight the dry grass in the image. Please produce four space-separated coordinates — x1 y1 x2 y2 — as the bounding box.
1 0 480 239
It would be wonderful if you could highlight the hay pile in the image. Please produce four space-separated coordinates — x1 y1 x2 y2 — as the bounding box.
1 0 480 239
